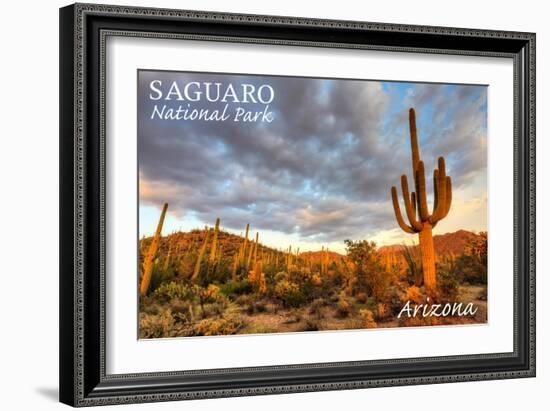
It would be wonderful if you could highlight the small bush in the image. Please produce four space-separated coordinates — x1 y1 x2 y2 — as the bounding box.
336 296 352 318
301 319 320 332
309 298 326 319
235 294 254 307
253 301 268 313
141 303 160 315
437 269 459 302
274 280 305 308
359 309 377 328
355 292 368 304
139 309 176 338
404 286 424 305
454 254 487 285
153 281 193 302
220 279 252 297
192 309 245 336
147 264 174 295
274 271 288 283
245 324 278 334
376 303 390 321
169 299 191 315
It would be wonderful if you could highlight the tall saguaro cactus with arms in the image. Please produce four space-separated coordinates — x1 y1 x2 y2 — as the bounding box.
391 109 452 295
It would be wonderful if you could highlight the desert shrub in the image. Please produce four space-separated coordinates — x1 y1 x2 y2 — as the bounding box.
336 295 352 318
139 309 176 338
235 294 254 307
309 298 327 319
192 308 245 336
297 277 319 302
202 300 228 317
329 293 340 304
220 279 252 297
153 281 193 302
241 299 268 315
355 292 368 304
453 253 487 285
274 280 304 308
376 303 390 321
169 299 191 315
245 323 278 334
342 317 364 329
387 287 405 316
404 286 424 304
442 232 487 285
359 309 377 328
344 239 391 300
274 271 288 283
205 284 222 301
253 301 268 313
244 303 255 315
437 268 460 302
401 244 423 285
301 319 320 332
147 263 174 295
311 274 322 286
141 302 160 315
193 316 241 336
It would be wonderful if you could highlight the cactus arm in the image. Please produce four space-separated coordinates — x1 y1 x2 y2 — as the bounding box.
432 169 439 214
391 186 416 234
409 108 420 175
401 175 423 231
430 157 448 224
416 161 430 221
411 191 417 218
441 176 452 218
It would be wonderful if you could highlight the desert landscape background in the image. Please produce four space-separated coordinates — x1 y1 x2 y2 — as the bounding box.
137 73 488 338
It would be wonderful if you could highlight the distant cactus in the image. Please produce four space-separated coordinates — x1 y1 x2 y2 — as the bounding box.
231 252 239 281
192 226 210 283
248 233 266 293
391 108 452 295
140 203 168 296
240 223 249 270
209 218 220 263
246 228 255 270
163 240 173 271
286 245 293 269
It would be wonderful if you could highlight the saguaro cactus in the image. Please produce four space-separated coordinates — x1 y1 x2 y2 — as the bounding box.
241 223 249 269
249 233 266 292
391 108 452 295
208 218 220 263
192 226 210 283
139 203 168 296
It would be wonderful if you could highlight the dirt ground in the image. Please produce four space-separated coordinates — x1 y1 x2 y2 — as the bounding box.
237 285 487 334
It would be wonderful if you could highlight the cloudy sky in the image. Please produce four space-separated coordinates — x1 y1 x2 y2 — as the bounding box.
138 70 487 253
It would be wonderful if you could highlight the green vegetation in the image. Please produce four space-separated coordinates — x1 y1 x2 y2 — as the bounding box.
139 213 488 338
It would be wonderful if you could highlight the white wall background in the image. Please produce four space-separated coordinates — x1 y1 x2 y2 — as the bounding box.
0 0 544 409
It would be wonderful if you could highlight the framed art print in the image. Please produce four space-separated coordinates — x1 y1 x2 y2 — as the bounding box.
59 3 535 407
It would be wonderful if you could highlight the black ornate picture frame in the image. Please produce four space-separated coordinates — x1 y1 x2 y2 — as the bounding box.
59 3 535 407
